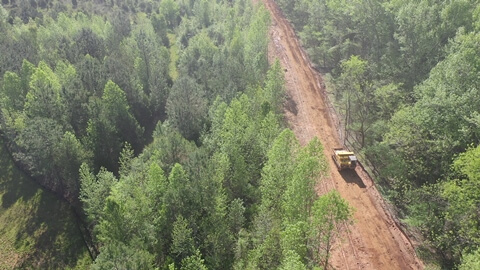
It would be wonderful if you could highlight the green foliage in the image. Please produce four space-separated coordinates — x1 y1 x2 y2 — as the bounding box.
310 190 354 269
336 55 392 148
283 138 325 223
132 24 170 119
171 215 196 263
260 129 298 213
235 131 330 269
459 247 480 270
143 122 196 174
77 54 105 96
79 163 117 226
54 131 91 196
165 163 200 225
440 145 480 259
385 31 480 185
86 80 143 171
160 0 180 29
24 61 65 121
177 31 219 100
0 139 90 269
0 4 7 30
92 240 155 270
205 94 266 205
180 250 208 270
81 43 294 269
372 83 404 120
96 197 128 243
384 32 480 267
228 198 246 236
244 5 270 85
279 250 307 270
275 0 480 266
1 71 23 110
0 1 309 269
281 222 308 260
260 60 286 115
15 117 63 178
166 75 207 141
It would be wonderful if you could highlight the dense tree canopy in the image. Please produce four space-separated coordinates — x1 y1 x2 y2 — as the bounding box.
0 0 355 269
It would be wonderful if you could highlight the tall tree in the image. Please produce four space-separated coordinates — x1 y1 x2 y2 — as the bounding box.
283 138 326 223
133 27 170 121
442 145 480 260
24 61 66 122
260 129 298 214
171 215 196 265
336 55 376 148
86 80 143 172
79 163 118 230
1 71 23 110
244 6 269 86
166 75 207 141
15 117 63 182
53 131 91 199
309 191 353 269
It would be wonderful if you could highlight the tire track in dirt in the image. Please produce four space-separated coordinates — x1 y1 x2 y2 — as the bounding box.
262 0 424 269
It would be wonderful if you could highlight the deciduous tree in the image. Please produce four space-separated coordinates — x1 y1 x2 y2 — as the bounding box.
309 191 353 269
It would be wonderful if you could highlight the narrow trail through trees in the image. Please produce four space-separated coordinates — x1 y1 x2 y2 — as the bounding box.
262 0 424 269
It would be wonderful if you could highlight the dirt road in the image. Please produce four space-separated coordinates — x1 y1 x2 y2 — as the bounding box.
262 0 424 269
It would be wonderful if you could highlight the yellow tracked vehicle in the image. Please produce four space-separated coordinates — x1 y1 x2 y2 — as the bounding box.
332 148 357 171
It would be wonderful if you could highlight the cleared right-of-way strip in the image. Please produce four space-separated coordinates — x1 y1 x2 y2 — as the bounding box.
263 0 424 269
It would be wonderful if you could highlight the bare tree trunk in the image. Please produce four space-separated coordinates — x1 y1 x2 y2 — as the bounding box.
344 92 351 146
324 232 332 270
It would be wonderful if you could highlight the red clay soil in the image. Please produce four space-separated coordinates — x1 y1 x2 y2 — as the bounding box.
262 0 425 269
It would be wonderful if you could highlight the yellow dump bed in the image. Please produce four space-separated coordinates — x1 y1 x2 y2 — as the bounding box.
335 150 355 156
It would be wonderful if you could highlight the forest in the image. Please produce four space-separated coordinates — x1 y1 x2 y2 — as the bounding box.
274 0 480 268
0 0 352 269
1 0 479 269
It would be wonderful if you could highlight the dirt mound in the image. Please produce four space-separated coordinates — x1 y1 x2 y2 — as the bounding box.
262 0 424 269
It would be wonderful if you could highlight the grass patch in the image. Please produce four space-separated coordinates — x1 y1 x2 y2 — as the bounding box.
0 138 91 269
168 32 179 81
